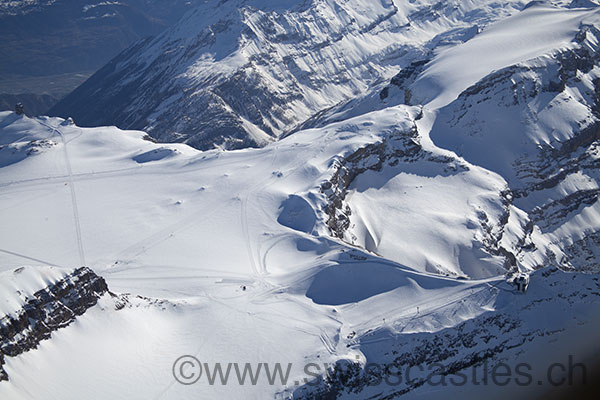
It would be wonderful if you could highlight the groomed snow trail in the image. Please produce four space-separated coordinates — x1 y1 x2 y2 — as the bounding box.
39 120 86 267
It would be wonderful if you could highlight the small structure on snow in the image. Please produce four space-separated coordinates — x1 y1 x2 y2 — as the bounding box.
61 117 75 126
511 273 530 293
15 103 25 115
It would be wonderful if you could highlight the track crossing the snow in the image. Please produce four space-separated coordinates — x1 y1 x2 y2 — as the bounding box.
38 120 86 267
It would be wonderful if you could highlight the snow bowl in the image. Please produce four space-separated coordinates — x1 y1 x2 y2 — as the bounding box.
306 261 462 306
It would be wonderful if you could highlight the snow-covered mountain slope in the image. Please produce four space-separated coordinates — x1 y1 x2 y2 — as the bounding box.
0 110 512 398
0 74 599 398
293 267 600 399
2 1 600 400
316 111 545 279
410 4 600 109
426 7 600 272
301 3 600 274
49 0 534 150
0 106 514 282
282 3 600 128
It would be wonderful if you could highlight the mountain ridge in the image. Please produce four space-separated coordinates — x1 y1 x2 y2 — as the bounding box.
50 0 530 150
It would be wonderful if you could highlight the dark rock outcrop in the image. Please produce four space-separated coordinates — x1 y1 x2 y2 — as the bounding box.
321 125 424 239
0 267 108 381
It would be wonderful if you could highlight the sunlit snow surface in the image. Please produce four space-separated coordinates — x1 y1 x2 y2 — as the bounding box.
1 2 600 399
0 107 500 399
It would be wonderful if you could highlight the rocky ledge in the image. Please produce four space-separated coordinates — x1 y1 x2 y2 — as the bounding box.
0 267 108 381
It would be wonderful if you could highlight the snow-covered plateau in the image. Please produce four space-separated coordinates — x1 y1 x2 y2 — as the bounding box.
2 0 600 399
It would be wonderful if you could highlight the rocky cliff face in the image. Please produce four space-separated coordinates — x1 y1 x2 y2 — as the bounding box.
49 0 528 150
321 118 436 239
0 267 108 381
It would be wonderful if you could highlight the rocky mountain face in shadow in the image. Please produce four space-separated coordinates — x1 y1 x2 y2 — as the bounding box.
49 0 527 150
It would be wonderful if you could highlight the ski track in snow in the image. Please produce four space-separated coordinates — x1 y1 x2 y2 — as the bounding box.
0 248 66 269
40 120 86 267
